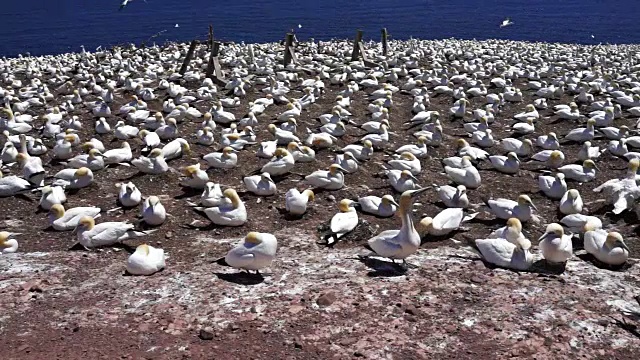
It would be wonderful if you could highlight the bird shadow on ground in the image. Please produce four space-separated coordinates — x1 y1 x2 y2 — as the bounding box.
117 170 147 182
173 187 201 200
123 267 166 277
576 253 634 272
354 255 409 277
214 272 265 285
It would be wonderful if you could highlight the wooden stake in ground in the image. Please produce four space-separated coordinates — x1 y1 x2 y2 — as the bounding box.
381 28 389 56
350 29 380 68
283 33 298 66
179 40 198 75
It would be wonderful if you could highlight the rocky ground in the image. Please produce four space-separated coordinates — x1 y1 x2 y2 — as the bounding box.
0 39 639 358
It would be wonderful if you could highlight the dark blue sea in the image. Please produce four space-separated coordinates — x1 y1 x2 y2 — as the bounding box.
1 0 639 57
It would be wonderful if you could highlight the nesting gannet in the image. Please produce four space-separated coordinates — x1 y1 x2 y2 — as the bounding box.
284 188 314 216
485 194 537 222
305 164 346 190
38 185 66 210
162 138 190 161
531 150 565 169
564 119 596 143
126 244 165 275
197 182 226 207
444 156 481 189
559 189 583 215
384 168 421 193
488 218 525 244
538 173 567 200
333 152 359 173
538 223 573 264
223 232 277 273
357 194 399 217
0 232 19 254
74 216 156 249
244 173 277 196
365 188 429 266
321 199 359 245
0 170 32 197
434 184 469 208
196 189 247 226
103 142 133 165
118 182 142 207
260 148 295 176
474 236 532 270
536 132 560 150
488 152 520 174
341 140 374 161
456 139 488 160
558 160 597 183
592 159 640 214
48 204 101 231
142 196 166 226
287 142 316 163
395 137 428 158
417 208 477 237
583 226 629 266
203 147 238 169
53 167 94 189
130 148 168 174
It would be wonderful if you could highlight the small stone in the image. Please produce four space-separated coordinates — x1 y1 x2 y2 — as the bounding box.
316 291 337 307
165 232 173 239
326 195 336 202
72 326 80 333
294 340 303 349
199 328 214 340
404 305 418 315
470 275 487 284
256 198 262 204
405 315 417 322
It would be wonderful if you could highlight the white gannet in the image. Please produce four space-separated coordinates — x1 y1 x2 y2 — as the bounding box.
387 152 421 175
38 185 66 210
74 216 156 249
341 140 374 161
284 188 314 216
287 142 316 163
223 232 278 274
126 244 165 275
260 148 295 176
488 152 520 174
162 138 191 161
558 160 597 183
531 150 565 169
357 194 399 217
538 223 573 264
559 189 583 215
197 189 247 226
48 204 101 231
333 152 359 173
488 218 525 244
444 156 481 189
203 147 238 169
321 199 359 245
142 196 166 226
131 148 169 174
434 184 469 208
536 132 560 150
0 232 19 253
538 173 567 200
485 194 537 222
583 226 629 266
243 172 277 196
385 169 421 193
305 164 346 190
119 182 142 207
417 208 477 237
0 171 32 197
474 236 532 271
365 187 429 266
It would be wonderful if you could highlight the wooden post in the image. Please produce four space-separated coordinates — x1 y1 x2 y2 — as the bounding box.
205 25 215 78
283 33 294 66
381 28 388 56
179 40 198 75
351 30 363 61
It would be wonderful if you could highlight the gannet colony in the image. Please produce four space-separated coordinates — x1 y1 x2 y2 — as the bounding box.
0 37 639 357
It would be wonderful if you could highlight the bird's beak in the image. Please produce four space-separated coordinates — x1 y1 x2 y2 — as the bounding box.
537 231 549 242
71 226 78 235
391 199 400 207
530 202 538 211
409 174 420 182
620 241 630 252
411 187 430 197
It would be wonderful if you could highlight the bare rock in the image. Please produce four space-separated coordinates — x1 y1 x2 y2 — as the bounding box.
317 291 337 307
199 328 214 340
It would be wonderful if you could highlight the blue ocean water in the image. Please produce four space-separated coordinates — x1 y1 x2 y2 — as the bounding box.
1 0 639 57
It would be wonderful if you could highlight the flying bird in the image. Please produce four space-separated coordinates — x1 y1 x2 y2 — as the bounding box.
500 18 514 28
119 0 146 11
